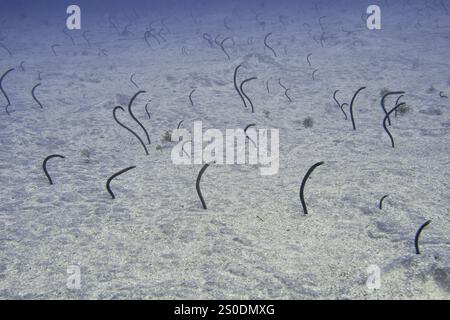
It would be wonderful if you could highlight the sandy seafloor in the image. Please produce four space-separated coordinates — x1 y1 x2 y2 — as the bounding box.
0 0 449 299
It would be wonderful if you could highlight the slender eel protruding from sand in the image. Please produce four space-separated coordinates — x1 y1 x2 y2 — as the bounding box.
108 16 120 34
318 16 327 31
381 91 405 125
328 90 336 105
161 19 171 34
144 31 152 48
415 220 431 254
189 89 196 106
0 68 14 115
43 154 65 185
106 166 136 199
341 103 349 119
383 102 404 148
244 123 256 135
128 91 151 145
113 106 149 155
220 37 232 60
32 83 44 108
333 90 347 120
51 44 60 56
306 53 312 67
145 101 151 119
312 69 318 80
379 195 389 209
130 73 139 88
182 140 192 158
196 163 211 209
157 28 166 42
244 123 256 147
439 91 448 98
361 12 367 24
349 86 366 130
177 120 184 129
240 77 257 113
266 79 270 93
299 161 324 215
264 32 277 57
278 79 292 102
203 33 213 47
233 64 248 109
150 30 161 45
0 43 13 57
214 34 222 47
224 16 231 30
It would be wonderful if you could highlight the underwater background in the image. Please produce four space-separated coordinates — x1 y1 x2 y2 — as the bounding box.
0 0 449 299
